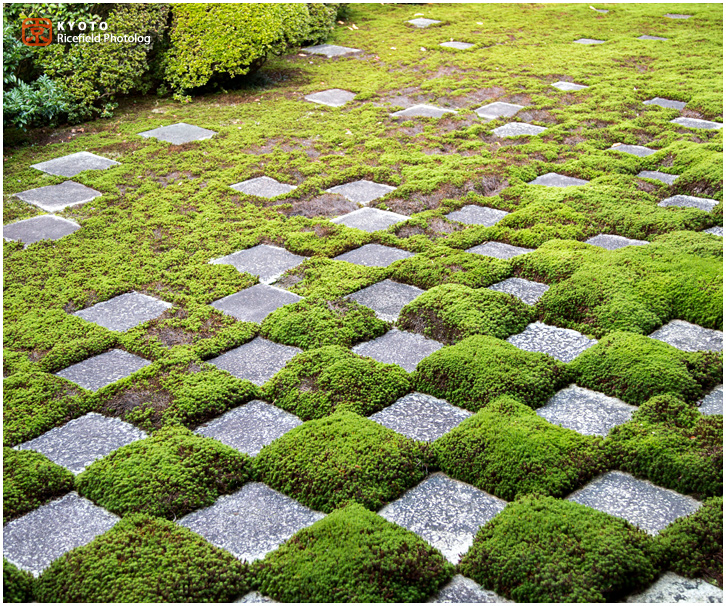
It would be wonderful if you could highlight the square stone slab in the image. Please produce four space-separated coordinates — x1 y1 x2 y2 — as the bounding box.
370 392 472 442
552 81 588 91
407 18 441 27
488 278 549 305
574 38 605 44
379 473 506 564
304 89 356 107
55 349 152 392
352 329 443 373
440 41 474 50
138 122 217 145
699 385 723 416
301 44 361 57
3 492 119 577
507 322 597 362
592 8 609 13
537 385 637 436
391 105 458 119
230 177 297 198
15 412 146 474
326 180 397 205
207 337 301 386
74 291 172 332
585 234 649 250
648 319 723 352
178 482 324 562
658 195 719 212
210 244 306 284
330 207 409 233
346 279 424 322
637 35 668 40
445 205 509 226
474 102 524 121
15 181 101 213
491 123 547 138
3 215 80 246
567 471 701 534
643 97 687 110
467 241 534 259
704 226 723 236
529 173 589 187
637 170 679 185
334 244 414 268
238 591 278 603
626 572 724 604
210 284 302 323
665 13 691 18
671 117 723 130
609 144 657 157
195 400 302 456
30 151 120 178
429 575 510 603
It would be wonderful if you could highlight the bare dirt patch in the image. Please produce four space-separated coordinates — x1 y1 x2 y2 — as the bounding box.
280 193 358 219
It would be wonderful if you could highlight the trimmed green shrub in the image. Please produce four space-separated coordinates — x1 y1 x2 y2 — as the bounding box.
3 447 74 524
397 283 532 345
255 412 431 513
77 425 249 519
414 335 568 412
303 3 339 45
459 495 659 602
3 74 71 131
264 346 411 420
35 514 250 602
254 503 454 602
434 397 606 500
3 559 34 604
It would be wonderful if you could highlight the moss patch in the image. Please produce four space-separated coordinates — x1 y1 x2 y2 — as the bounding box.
3 559 35 604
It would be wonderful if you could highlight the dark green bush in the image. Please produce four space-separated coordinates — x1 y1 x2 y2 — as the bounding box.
254 503 454 602
35 514 250 602
3 559 34 603
459 495 659 602
77 425 249 519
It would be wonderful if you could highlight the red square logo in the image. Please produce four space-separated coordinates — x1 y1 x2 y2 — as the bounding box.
22 18 53 46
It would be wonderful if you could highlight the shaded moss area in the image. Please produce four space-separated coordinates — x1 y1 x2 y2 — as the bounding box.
3 559 35 604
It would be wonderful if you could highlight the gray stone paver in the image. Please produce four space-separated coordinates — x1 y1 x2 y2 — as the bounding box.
529 172 589 187
3 215 80 246
74 291 172 332
637 170 679 185
665 13 691 19
440 41 474 50
507 322 597 362
138 122 217 145
626 572 723 603
330 207 408 233
352 329 443 373
15 412 146 474
207 337 301 386
610 144 657 157
304 89 356 107
567 471 702 535
585 234 649 250
699 385 723 416
407 18 441 28
704 226 723 236
326 180 396 204
491 123 547 137
592 8 608 13
474 102 524 121
637 35 668 40
302 44 361 57
671 117 724 130
467 241 534 259
195 400 302 456
230 176 296 198
178 482 324 562
210 284 302 323
210 244 306 284
55 349 151 392
446 205 509 226
379 473 506 564
574 38 605 44
391 105 458 119
346 279 424 322
488 278 549 305
333 243 414 268
658 195 719 211
643 97 687 110
552 81 588 91
3 492 119 577
237 591 278 603
537 385 637 436
30 151 119 177
370 392 472 442
648 320 723 352
15 181 101 213
429 575 511 603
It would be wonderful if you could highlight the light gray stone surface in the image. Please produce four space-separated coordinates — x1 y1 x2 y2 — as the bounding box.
626 572 723 603
446 205 509 226
353 329 443 372
649 320 723 352
585 234 649 249
637 170 679 185
467 241 534 259
610 144 657 157
330 207 408 232
15 412 147 474
638 35 668 40
658 195 719 211
488 278 549 305
211 284 302 323
592 8 608 13
429 575 510 603
179 483 324 562
704 226 723 236
507 322 597 362
15 181 101 213
195 400 302 456
671 117 724 130
207 337 301 386
334 243 414 267
304 88 356 107
574 38 606 44
138 122 217 144
237 591 278 603
210 244 306 284
3 215 80 246
326 179 396 204
55 349 151 392
3 492 119 577
567 471 702 535
552 81 588 91
474 102 524 121
440 41 474 50
379 473 506 564
407 18 441 27
491 123 547 137
30 151 119 177
230 176 297 198
74 291 172 332
643 97 687 110
537 385 637 436
302 44 361 57
370 392 472 442
529 172 589 187
699 385 723 416
665 13 691 18
347 279 424 322
391 104 458 119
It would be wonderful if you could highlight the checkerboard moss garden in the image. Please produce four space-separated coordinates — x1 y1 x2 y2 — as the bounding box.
3 2 723 603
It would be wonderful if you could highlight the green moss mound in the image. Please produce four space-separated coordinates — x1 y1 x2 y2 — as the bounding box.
255 412 430 513
77 425 249 519
3 559 34 604
254 503 454 602
459 495 659 603
265 346 411 420
35 515 250 602
414 335 568 411
3 448 74 524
